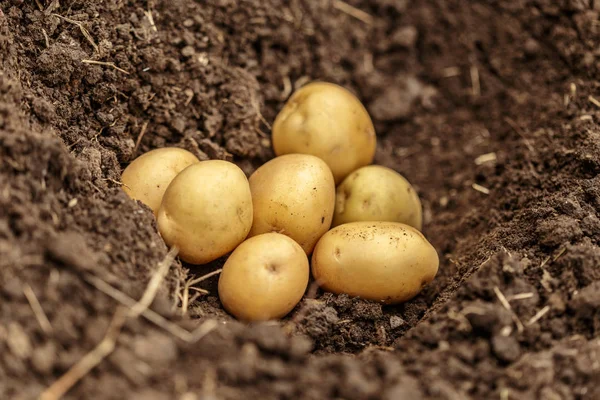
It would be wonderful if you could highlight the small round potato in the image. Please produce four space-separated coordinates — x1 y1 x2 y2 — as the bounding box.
272 82 376 184
218 233 309 321
157 160 253 265
312 222 438 304
333 165 422 230
121 147 199 215
248 154 335 254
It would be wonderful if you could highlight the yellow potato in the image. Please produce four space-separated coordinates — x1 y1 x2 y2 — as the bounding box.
121 147 199 215
333 165 422 230
312 222 438 304
272 82 376 184
157 160 253 265
248 154 335 254
218 233 309 321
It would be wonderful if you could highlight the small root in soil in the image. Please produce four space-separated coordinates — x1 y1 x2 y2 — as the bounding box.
51 14 99 53
180 269 223 316
134 121 149 155
81 60 129 75
494 286 524 333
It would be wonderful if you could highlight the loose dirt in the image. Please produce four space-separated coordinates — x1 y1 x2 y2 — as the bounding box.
1 0 599 399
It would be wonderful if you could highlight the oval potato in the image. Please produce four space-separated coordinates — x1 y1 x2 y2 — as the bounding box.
121 147 199 215
312 222 438 304
218 233 309 321
157 160 253 265
248 154 335 254
333 165 422 230
272 82 376 184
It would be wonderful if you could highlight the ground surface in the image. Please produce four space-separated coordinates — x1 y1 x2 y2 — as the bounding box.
1 0 600 399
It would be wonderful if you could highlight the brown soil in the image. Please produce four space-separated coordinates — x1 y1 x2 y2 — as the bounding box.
1 0 600 399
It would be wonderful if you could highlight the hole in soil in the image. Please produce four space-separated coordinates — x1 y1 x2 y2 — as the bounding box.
3 1 600 398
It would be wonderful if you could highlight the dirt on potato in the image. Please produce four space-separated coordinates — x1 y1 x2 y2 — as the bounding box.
1 0 600 399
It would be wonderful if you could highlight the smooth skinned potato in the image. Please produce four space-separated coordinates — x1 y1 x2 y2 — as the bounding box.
333 165 423 230
312 222 438 304
121 147 199 215
157 160 253 265
218 233 309 321
248 154 335 254
272 82 376 184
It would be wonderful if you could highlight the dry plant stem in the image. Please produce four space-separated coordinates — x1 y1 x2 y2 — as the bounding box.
129 246 179 317
527 306 551 325
86 274 195 342
189 287 209 294
472 183 490 195
23 284 53 335
470 65 480 96
188 268 223 286
103 177 130 190
588 95 600 108
507 293 534 301
181 269 223 316
474 152 497 165
85 273 218 343
41 246 201 399
40 307 128 400
144 8 158 32
51 14 99 53
493 286 525 333
81 59 130 75
134 121 149 154
553 247 567 262
332 0 374 24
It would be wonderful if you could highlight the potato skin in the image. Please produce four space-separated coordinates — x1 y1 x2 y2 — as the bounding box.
121 147 199 215
157 160 253 265
272 82 376 184
333 165 422 230
311 222 438 304
218 233 309 321
248 154 335 254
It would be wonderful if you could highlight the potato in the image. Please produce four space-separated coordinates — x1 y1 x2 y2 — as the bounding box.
272 82 376 184
248 154 335 254
218 233 309 321
311 222 438 304
333 165 422 230
121 147 199 215
157 160 253 265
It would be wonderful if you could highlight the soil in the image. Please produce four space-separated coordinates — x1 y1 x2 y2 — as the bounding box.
1 0 600 399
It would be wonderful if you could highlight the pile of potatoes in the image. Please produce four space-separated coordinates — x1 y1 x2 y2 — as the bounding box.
122 82 439 322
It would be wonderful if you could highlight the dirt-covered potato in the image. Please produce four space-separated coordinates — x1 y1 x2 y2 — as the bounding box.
272 82 376 184
312 222 438 304
157 160 253 265
121 147 199 215
248 154 335 254
333 165 422 230
218 233 309 321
